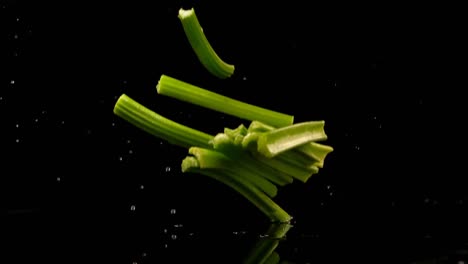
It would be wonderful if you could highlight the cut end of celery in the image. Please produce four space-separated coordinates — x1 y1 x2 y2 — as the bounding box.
178 8 194 20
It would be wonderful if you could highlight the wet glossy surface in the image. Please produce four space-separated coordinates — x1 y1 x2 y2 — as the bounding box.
2 1 466 263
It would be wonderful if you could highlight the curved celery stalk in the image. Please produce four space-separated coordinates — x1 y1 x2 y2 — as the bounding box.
113 94 213 149
178 8 235 79
181 158 292 223
187 147 278 198
156 74 294 128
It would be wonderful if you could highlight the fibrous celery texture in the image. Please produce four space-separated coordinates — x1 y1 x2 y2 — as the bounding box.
156 74 294 128
114 7 333 224
114 83 333 222
178 8 235 79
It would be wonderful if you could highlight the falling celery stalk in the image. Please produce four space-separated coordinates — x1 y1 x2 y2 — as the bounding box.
182 155 292 223
113 94 213 149
178 8 235 79
113 5 335 227
156 74 294 128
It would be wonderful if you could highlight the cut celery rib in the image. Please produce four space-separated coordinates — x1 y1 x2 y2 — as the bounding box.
178 8 235 79
257 121 328 158
113 94 213 149
187 147 278 198
156 74 294 128
181 162 292 223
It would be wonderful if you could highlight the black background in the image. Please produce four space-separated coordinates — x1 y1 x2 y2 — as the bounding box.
2 1 466 263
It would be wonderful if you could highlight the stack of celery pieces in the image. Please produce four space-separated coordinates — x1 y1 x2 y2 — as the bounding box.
113 7 333 224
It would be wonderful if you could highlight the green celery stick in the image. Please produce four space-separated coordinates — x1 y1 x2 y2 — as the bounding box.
156 74 294 128
178 8 235 79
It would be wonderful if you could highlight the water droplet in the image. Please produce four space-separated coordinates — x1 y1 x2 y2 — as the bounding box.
164 244 168 249
242 76 247 81
111 122 115 127
118 156 123 161
142 252 147 257
34 118 39 123
424 198 430 204
163 229 167 233
174 224 183 228
41 110 47 115
16 17 20 22
126 139 131 144
170 208 176 215
326 185 331 190
354 145 360 151
329 192 333 196
10 80 15 84
13 34 18 39
139 185 144 190
189 233 194 236
165 166 171 172
56 177 61 182
15 123 19 128
0 96 3 101
61 120 65 125
15 138 20 143
171 234 177 240
129 150 133 154
130 205 136 211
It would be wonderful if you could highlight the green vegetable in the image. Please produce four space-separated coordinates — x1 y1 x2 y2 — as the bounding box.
182 156 292 222
178 8 235 79
256 121 328 158
113 6 334 224
156 74 294 128
113 94 213 149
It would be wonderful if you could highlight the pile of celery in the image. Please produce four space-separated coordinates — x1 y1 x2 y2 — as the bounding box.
113 8 333 223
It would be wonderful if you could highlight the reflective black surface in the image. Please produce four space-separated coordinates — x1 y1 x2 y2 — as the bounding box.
2 1 466 263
